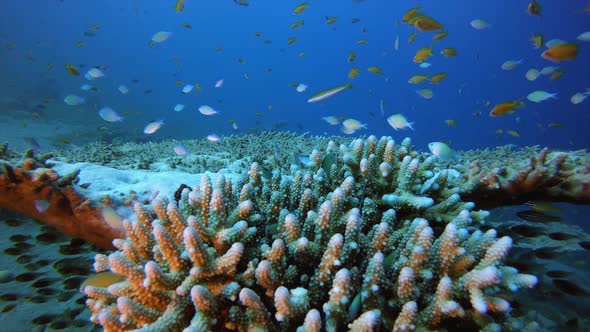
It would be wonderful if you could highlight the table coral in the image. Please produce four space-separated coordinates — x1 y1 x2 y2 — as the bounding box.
82 136 539 331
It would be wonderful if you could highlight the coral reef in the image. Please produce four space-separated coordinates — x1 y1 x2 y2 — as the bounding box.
83 136 538 331
55 132 351 173
459 146 590 207
2 135 590 330
0 144 124 249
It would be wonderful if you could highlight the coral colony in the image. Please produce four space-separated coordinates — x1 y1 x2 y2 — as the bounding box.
1 135 589 331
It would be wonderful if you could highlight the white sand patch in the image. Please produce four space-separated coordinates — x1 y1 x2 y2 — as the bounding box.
50 160 243 204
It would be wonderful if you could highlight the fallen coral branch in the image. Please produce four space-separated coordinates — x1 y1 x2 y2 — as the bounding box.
0 145 124 249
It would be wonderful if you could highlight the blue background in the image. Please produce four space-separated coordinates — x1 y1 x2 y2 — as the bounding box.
1 0 589 151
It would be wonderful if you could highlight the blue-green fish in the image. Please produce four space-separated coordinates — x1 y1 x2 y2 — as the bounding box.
428 142 460 161
527 91 557 103
307 83 352 103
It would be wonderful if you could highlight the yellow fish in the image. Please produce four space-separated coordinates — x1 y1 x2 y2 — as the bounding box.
65 64 80 76
408 31 418 44
194 83 202 91
76 41 84 48
411 15 443 32
348 67 359 79
507 130 520 137
348 51 356 62
175 0 184 12
433 30 448 41
430 72 448 83
402 6 421 22
531 33 543 49
288 37 297 45
541 43 578 62
440 47 457 57
367 66 383 74
290 20 304 29
413 45 433 63
357 39 368 44
550 70 565 81
416 88 433 99
408 75 429 84
293 2 309 14
325 16 338 24
445 119 458 126
489 100 525 117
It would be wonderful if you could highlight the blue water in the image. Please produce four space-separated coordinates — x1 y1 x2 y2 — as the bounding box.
1 0 589 151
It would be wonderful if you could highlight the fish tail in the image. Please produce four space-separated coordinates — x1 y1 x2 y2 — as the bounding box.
408 122 415 131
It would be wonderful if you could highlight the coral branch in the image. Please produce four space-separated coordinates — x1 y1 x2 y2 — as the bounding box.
0 148 124 249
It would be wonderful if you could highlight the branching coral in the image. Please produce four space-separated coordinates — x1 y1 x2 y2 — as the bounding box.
83 136 538 331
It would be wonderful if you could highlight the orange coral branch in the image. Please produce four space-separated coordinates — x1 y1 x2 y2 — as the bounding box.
0 150 124 249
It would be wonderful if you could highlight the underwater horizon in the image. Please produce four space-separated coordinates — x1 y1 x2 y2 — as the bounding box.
1 1 590 332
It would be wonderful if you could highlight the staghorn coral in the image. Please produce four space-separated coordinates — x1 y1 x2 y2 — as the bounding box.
83 136 538 331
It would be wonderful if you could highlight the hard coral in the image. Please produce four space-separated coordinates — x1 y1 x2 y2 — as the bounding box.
84 136 536 331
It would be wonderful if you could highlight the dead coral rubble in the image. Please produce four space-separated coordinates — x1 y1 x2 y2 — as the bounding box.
459 147 590 208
